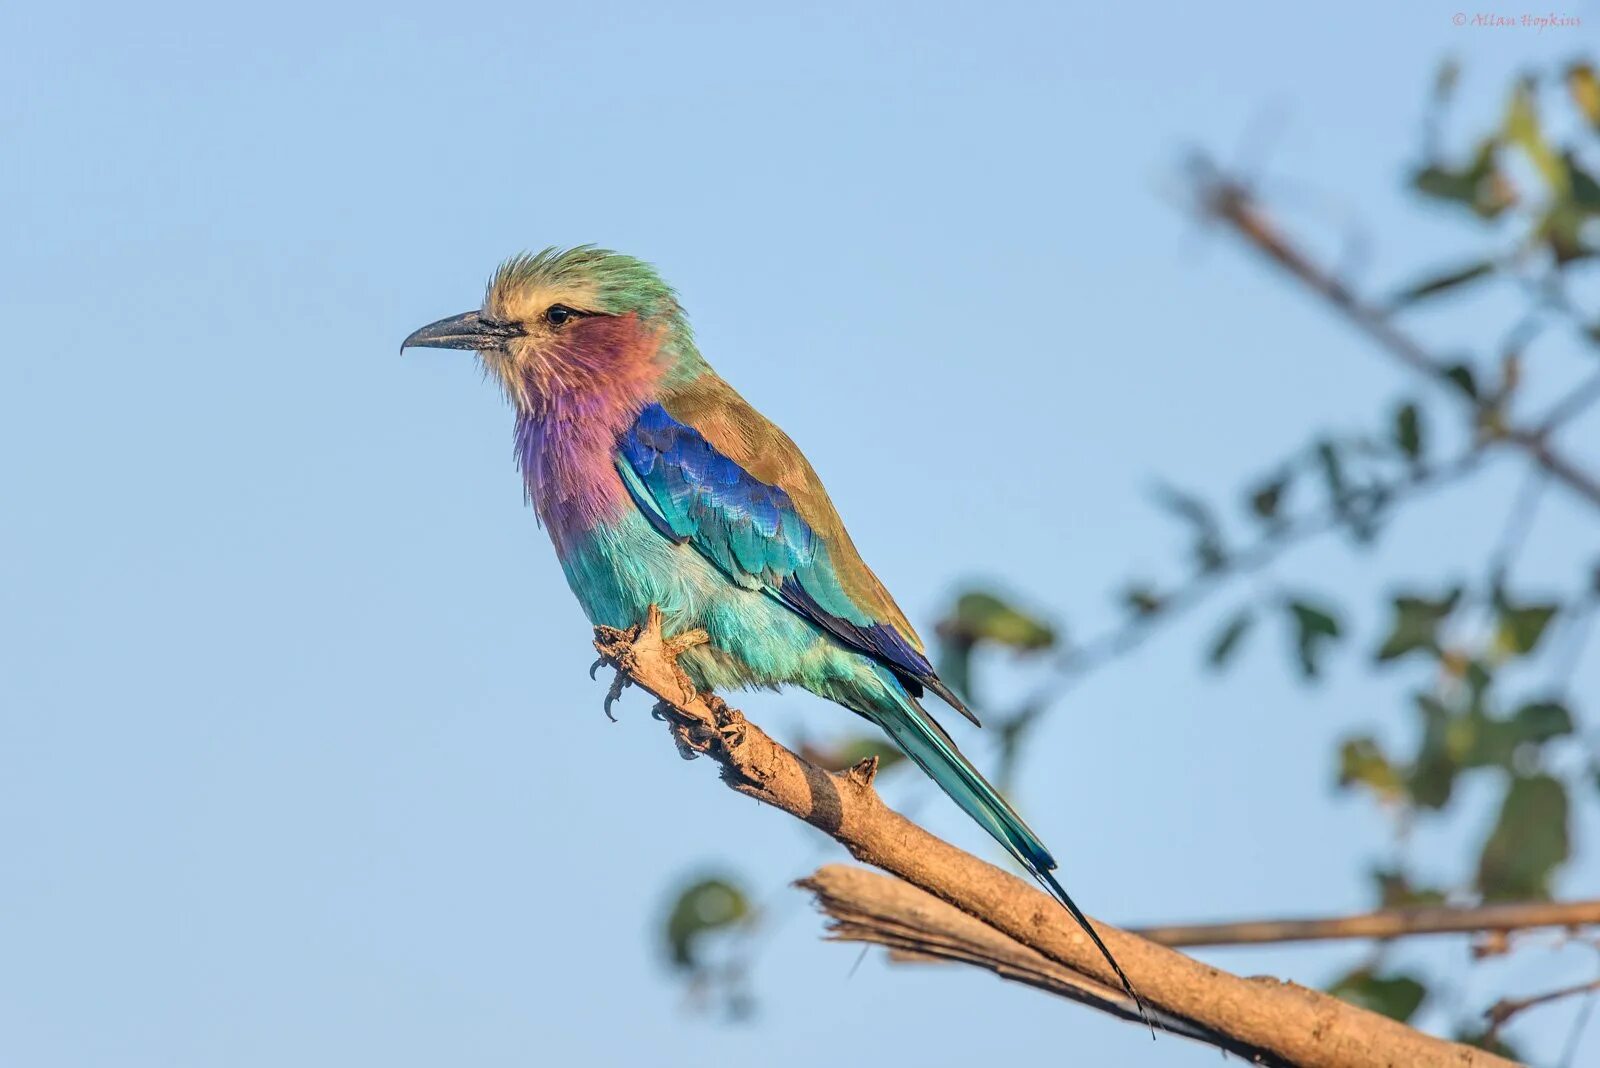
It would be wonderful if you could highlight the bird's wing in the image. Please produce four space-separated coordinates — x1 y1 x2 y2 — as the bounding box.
615 378 976 724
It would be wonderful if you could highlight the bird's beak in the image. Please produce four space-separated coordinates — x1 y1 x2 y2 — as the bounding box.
400 310 524 354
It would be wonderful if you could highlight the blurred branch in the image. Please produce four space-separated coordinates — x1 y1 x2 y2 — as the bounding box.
1486 977 1600 1032
1133 898 1600 948
593 606 1516 1068
1020 445 1486 714
1189 157 1600 513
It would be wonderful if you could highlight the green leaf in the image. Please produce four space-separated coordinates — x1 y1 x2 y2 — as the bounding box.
942 590 1056 651
1451 699 1572 773
1567 150 1600 212
933 634 973 704
1442 362 1479 399
1509 700 1574 745
1409 694 1458 809
664 877 752 970
1410 138 1514 219
1151 483 1227 573
1476 774 1570 901
1314 439 1347 507
1247 472 1290 523
1570 62 1600 130
1205 608 1255 670
1371 867 1448 908
1458 710 1510 770
1337 736 1404 800
1327 967 1427 1022
1494 596 1558 656
1454 1028 1520 1060
1464 658 1493 700
1313 440 1383 541
1387 260 1496 309
798 736 907 775
1537 201 1594 265
1393 402 1423 462
1412 163 1475 204
1504 77 1567 197
1122 584 1165 617
1287 598 1343 678
833 737 907 773
1375 589 1461 662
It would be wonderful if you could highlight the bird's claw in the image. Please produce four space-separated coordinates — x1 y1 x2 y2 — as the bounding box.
652 691 746 757
703 693 747 748
591 619 654 721
602 670 631 722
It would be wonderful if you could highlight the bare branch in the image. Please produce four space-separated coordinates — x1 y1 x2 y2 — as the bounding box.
1189 157 1600 514
1487 977 1600 1031
1133 899 1600 948
799 865 1293 1066
594 608 1518 1068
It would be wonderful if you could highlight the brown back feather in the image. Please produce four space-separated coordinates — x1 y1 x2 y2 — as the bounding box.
659 374 925 651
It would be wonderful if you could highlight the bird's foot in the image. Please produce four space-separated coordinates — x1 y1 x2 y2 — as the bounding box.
591 604 712 722
703 692 747 749
652 692 746 758
654 700 706 759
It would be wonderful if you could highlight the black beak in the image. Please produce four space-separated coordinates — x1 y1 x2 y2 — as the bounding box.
400 310 524 354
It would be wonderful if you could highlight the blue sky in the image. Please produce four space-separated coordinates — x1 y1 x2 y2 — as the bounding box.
3 2 1596 1065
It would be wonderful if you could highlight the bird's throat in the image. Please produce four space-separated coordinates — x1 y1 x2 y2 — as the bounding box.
513 391 645 543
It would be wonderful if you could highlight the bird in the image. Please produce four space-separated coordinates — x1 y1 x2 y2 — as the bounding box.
403 246 1141 1011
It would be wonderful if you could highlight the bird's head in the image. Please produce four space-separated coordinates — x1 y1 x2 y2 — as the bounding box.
403 247 695 413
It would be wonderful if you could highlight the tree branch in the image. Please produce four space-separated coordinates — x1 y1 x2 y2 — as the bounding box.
1486 977 1600 1031
594 607 1518 1068
1189 157 1600 514
1019 446 1486 717
798 864 1294 1066
1132 899 1600 948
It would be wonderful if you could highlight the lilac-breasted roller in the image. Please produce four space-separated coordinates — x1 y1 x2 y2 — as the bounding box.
403 247 1138 1006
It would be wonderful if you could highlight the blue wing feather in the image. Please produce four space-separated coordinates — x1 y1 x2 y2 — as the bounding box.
617 403 947 693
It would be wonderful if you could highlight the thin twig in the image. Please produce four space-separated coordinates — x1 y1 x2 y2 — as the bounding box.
1486 976 1600 1030
1133 899 1600 948
1559 982 1599 1068
1190 157 1600 514
1536 369 1600 437
1017 447 1487 717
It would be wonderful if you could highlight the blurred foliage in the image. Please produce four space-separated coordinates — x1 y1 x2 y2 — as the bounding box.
1326 967 1428 1023
1455 1026 1523 1061
797 735 906 775
934 589 1057 701
659 57 1600 1056
662 874 757 1019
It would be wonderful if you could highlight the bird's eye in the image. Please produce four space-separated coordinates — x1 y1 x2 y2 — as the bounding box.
545 304 577 326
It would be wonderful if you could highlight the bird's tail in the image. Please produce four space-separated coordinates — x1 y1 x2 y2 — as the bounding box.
869 689 1149 1024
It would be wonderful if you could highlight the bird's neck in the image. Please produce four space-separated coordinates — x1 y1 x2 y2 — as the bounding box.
513 333 704 541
